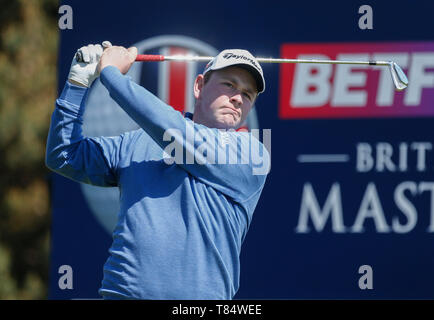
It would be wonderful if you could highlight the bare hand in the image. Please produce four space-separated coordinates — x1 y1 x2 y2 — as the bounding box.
98 45 137 74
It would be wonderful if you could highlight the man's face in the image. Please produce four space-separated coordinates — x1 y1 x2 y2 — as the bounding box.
193 66 258 129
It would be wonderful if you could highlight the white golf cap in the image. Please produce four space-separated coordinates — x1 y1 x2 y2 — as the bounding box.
203 49 265 94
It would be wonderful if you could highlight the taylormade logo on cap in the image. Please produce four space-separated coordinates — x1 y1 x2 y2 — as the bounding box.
222 52 261 70
204 49 265 93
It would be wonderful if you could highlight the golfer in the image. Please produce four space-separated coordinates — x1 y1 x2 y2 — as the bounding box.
46 42 270 299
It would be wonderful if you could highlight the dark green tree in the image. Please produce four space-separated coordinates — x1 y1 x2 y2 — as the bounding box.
0 0 59 299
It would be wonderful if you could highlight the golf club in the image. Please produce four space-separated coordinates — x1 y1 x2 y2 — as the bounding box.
76 52 409 91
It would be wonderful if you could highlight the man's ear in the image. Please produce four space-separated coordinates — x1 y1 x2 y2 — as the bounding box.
194 74 204 100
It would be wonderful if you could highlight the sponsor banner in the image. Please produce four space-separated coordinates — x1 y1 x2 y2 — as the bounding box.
279 42 434 119
51 0 434 300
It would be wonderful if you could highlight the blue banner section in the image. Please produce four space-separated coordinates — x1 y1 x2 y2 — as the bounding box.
50 0 434 299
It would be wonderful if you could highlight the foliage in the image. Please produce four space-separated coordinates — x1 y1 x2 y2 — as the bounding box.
0 0 59 299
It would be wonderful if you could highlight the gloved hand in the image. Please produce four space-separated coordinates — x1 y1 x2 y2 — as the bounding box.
68 41 111 87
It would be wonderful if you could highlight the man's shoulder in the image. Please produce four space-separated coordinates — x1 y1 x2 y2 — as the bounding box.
120 128 163 156
122 127 158 142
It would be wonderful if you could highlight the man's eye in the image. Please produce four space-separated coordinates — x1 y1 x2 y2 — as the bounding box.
224 82 234 88
243 92 252 101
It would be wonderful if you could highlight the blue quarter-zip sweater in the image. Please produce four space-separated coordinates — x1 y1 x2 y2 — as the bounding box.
46 66 270 299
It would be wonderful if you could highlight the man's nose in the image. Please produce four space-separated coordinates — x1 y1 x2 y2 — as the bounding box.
230 93 243 107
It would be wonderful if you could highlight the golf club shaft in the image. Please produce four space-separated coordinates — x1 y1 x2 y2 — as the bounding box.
74 51 407 90
136 54 391 66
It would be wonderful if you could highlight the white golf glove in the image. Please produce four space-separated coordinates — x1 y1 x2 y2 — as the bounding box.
68 41 112 87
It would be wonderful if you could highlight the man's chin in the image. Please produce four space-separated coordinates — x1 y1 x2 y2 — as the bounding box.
215 121 239 130
215 116 240 130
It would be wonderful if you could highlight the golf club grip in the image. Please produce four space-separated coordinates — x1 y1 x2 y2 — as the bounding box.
135 54 165 62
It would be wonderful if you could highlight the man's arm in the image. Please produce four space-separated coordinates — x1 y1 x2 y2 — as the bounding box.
45 43 127 187
98 50 270 202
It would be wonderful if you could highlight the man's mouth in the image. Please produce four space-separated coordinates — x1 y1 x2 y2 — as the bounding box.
221 106 240 118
